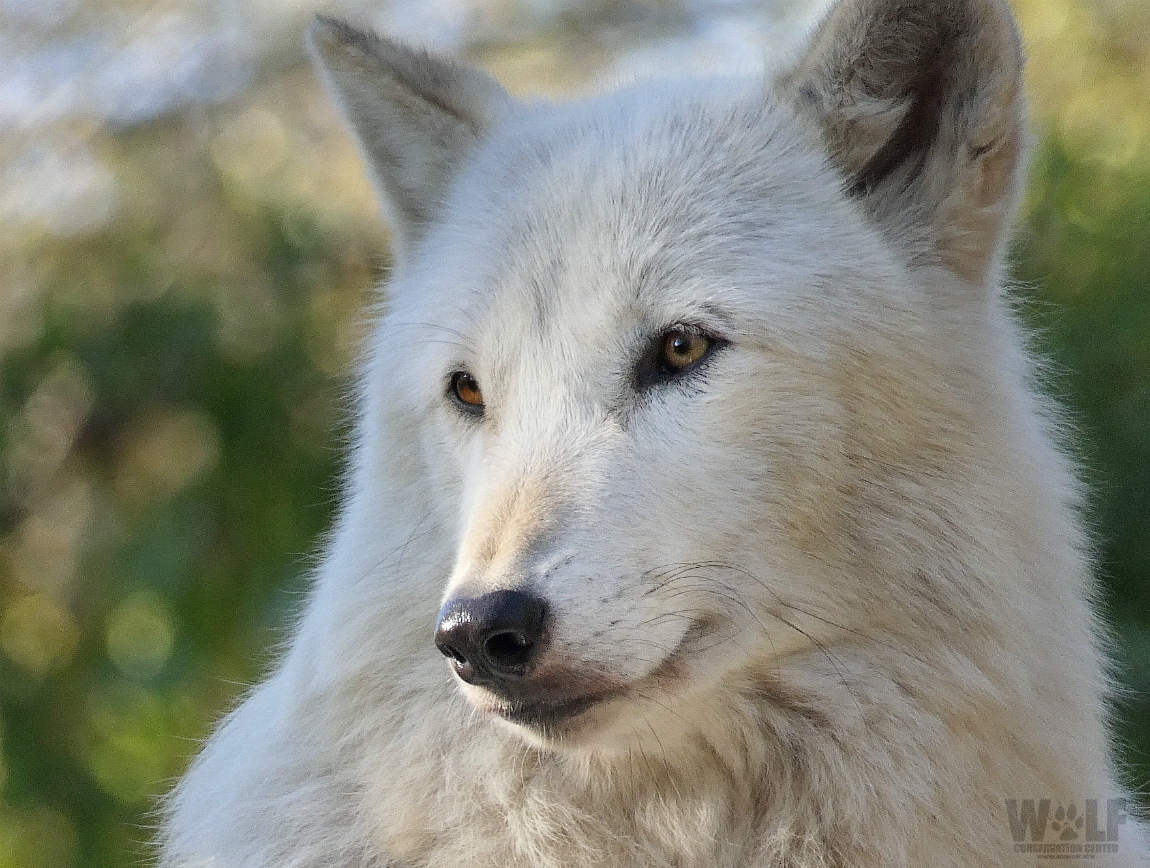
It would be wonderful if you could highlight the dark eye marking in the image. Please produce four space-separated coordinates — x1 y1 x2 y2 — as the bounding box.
632 325 726 391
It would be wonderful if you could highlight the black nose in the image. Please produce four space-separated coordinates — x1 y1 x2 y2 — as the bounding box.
434 590 548 685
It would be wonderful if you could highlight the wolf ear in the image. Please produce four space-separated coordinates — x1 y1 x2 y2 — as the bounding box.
779 0 1026 283
308 17 513 255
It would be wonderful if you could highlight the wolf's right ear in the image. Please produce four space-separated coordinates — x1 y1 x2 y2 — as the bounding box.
778 0 1026 285
308 17 514 255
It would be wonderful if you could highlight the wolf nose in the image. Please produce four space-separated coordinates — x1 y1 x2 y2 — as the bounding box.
434 590 548 685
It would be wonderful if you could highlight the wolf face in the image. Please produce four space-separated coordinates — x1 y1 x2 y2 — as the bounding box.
397 96 860 748
310 0 1027 753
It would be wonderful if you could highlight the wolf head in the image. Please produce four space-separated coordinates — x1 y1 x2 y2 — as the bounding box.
308 0 1029 752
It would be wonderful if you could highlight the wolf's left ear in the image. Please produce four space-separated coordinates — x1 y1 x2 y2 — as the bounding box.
779 0 1026 284
308 17 514 256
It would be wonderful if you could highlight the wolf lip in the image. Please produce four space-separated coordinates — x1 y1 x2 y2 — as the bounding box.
493 694 605 727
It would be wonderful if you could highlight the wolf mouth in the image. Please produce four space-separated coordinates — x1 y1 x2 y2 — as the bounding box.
486 620 711 730
493 694 608 728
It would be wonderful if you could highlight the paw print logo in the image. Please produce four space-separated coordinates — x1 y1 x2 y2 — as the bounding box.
1050 803 1084 840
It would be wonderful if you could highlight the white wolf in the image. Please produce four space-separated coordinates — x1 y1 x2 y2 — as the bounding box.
160 0 1147 865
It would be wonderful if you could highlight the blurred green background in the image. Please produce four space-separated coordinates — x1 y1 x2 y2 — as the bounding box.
0 0 1147 864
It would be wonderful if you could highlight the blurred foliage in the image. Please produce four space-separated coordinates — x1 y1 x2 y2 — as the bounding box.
1015 138 1150 782
0 60 381 864
0 0 1148 865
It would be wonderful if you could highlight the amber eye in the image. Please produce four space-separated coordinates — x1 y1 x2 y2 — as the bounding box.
659 328 712 373
449 371 484 413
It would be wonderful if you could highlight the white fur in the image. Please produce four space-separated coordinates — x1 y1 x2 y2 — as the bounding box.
159 2 1148 865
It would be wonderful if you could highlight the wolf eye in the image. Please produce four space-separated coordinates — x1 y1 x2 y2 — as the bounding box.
449 371 484 414
658 328 713 374
633 325 724 392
